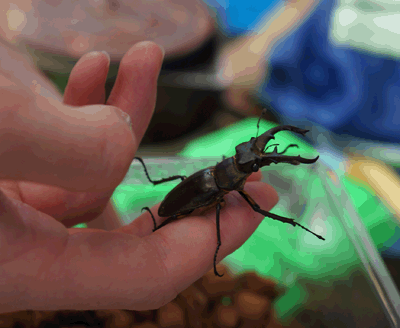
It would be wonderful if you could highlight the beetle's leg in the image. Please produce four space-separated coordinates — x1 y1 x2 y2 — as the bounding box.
143 208 194 232
214 202 224 277
237 190 325 240
154 212 188 231
134 157 186 185
142 207 157 231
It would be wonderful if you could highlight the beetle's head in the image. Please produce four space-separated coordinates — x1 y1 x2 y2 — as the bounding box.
235 125 319 173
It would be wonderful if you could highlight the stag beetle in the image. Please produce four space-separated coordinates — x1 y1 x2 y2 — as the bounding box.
134 115 325 277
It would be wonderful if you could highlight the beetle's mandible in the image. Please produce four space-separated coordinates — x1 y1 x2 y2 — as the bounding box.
134 113 325 277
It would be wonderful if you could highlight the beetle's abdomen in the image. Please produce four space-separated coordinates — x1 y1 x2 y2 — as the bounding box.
158 167 222 217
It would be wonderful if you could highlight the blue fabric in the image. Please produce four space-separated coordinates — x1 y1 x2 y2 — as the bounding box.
203 0 280 36
259 0 400 143
205 0 400 142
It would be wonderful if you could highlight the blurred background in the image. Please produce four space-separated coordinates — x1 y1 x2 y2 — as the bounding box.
2 0 400 326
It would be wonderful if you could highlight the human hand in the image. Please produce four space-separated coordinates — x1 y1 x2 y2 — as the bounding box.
0 40 278 313
0 39 161 227
217 36 269 113
216 0 319 114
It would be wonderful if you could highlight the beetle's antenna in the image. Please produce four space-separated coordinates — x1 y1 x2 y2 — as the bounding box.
256 108 267 138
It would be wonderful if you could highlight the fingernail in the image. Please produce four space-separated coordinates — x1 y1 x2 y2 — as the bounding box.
131 41 165 59
101 51 110 65
114 108 133 134
158 44 165 58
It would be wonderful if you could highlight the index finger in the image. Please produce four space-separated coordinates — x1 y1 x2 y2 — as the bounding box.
107 41 164 144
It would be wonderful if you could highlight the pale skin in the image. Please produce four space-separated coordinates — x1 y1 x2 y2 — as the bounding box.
218 0 318 111
0 40 278 313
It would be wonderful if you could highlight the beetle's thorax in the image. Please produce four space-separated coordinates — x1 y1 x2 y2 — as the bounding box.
214 156 250 191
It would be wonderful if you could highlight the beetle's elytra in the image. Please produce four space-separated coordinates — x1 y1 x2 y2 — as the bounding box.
135 112 325 277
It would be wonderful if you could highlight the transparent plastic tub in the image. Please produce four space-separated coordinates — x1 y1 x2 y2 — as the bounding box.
113 157 400 328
